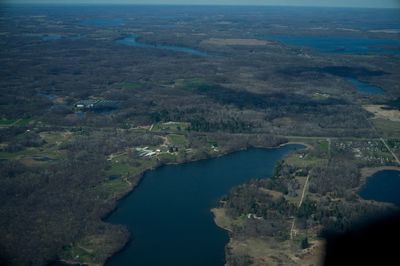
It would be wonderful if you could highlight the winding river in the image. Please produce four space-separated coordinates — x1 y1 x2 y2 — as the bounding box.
106 144 303 266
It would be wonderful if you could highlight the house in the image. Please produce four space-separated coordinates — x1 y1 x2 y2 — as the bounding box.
75 100 97 109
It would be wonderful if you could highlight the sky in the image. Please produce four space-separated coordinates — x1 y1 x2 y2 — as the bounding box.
3 0 400 8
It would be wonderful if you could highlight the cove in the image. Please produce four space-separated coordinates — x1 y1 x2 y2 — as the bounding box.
359 170 400 206
106 144 303 266
116 35 208 57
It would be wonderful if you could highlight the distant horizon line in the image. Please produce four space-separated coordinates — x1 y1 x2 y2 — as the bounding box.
2 3 400 9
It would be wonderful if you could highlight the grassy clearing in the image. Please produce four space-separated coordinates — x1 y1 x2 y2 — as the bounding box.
0 118 18 126
318 140 329 152
311 92 330 101
39 131 71 145
230 237 294 265
15 118 32 126
62 244 95 264
167 134 189 147
117 81 145 90
107 155 157 177
95 178 132 199
152 122 190 132
285 153 327 168
101 156 159 198
0 118 31 127
0 147 62 160
372 118 400 138
212 208 245 232
175 78 207 90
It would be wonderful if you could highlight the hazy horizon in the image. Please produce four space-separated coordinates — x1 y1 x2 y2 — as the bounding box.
3 0 400 9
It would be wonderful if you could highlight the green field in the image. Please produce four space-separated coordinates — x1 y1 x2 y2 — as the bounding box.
114 81 145 90
373 118 400 138
175 78 207 90
0 118 31 127
285 153 327 168
167 134 189 147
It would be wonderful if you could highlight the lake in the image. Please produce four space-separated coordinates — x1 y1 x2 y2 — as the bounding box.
106 144 303 266
267 35 400 55
359 170 400 206
116 35 208 57
346 78 384 95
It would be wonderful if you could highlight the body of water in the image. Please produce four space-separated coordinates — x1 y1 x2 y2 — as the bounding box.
267 35 400 55
116 35 208 57
359 170 400 205
347 78 384 95
106 144 303 266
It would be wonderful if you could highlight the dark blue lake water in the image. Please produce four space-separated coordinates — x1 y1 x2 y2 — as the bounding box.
267 35 400 55
106 144 303 266
116 35 208 57
347 78 384 95
359 170 400 206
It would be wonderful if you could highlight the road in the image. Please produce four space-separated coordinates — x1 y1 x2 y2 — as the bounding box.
290 174 310 240
380 138 400 166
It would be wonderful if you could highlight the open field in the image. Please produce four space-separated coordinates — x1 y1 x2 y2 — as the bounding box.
363 105 400 122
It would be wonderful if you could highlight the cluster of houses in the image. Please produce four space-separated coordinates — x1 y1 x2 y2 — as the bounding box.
75 99 119 110
136 147 161 157
335 140 394 164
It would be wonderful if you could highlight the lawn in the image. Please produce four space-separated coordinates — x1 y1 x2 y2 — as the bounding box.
114 81 145 90
0 118 18 126
168 134 189 147
175 78 207 90
285 153 327 168
62 244 95 264
0 118 31 127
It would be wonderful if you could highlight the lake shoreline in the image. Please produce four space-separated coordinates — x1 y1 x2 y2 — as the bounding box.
101 141 306 266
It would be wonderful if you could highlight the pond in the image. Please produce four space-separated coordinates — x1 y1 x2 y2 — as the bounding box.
346 78 384 95
106 144 303 266
359 170 400 206
116 35 208 57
